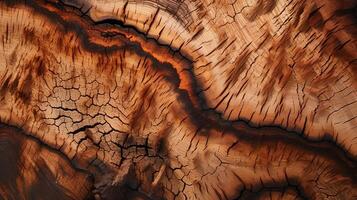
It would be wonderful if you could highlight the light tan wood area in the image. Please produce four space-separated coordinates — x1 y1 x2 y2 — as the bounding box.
0 0 356 199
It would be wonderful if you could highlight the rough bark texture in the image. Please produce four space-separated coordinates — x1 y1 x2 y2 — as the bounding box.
0 0 356 199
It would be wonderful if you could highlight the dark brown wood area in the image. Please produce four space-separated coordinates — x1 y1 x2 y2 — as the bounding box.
0 0 356 199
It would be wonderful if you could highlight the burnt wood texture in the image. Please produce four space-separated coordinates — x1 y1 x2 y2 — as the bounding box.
0 0 356 199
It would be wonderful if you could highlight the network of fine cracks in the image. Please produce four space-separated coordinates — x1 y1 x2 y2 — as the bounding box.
0 0 356 200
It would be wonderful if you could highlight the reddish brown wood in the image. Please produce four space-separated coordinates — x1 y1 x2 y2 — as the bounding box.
0 0 356 199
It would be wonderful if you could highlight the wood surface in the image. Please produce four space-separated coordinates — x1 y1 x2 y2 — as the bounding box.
0 0 356 199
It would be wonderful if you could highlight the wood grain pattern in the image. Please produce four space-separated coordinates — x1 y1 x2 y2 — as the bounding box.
0 124 92 200
0 0 356 199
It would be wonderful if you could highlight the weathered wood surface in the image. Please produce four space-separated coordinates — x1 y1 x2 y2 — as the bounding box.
0 0 356 199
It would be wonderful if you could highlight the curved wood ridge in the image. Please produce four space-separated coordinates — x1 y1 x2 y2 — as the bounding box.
0 0 356 199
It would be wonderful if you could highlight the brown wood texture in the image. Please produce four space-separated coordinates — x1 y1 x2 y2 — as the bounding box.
0 0 356 199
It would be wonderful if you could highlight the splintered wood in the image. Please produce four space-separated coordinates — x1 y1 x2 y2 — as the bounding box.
0 0 356 199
